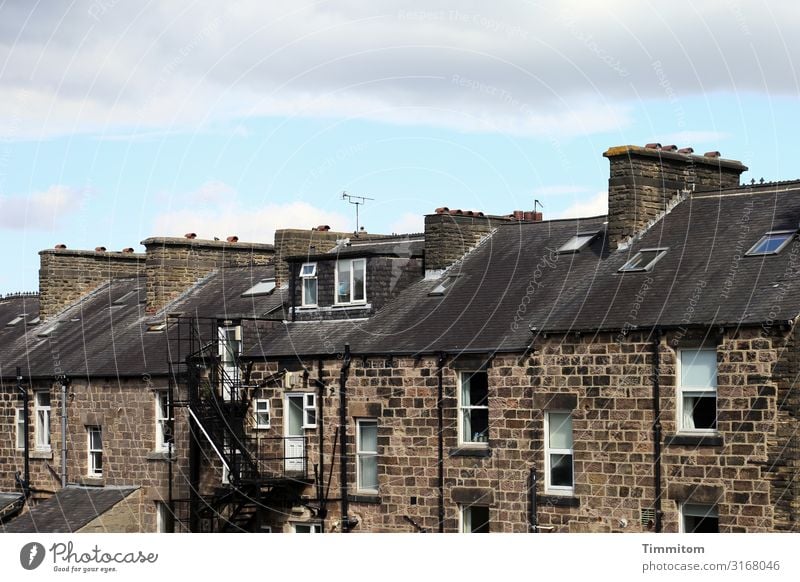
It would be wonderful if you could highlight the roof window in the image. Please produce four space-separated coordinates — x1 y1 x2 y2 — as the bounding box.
428 275 459 296
241 278 276 297
6 315 25 326
746 230 796 256
557 232 598 254
618 248 668 272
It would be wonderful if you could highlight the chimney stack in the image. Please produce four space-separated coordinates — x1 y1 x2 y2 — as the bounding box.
604 144 747 249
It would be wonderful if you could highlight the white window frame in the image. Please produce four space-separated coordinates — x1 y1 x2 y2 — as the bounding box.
155 391 173 452
677 348 717 434
302 393 317 428
292 522 321 533
15 405 25 450
680 502 719 533
544 411 574 495
618 247 668 272
557 232 598 254
34 391 51 451
300 262 318 307
457 370 489 446
745 230 795 256
253 398 271 429
356 419 379 494
87 426 103 477
334 258 367 305
459 505 490 533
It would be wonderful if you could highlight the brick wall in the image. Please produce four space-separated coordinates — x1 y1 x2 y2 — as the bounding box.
38 249 144 321
142 237 274 314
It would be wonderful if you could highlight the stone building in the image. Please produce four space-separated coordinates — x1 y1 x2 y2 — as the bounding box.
1 143 799 533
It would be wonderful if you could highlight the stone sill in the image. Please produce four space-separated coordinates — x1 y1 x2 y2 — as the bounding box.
348 494 381 505
664 434 724 447
30 450 53 460
146 451 173 461
75 477 104 487
449 447 491 458
537 494 580 508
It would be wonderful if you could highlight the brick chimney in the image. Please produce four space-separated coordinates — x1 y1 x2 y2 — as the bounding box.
604 144 747 249
142 236 274 314
38 247 145 321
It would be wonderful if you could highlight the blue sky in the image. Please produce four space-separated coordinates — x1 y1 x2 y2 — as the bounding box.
1 1 799 293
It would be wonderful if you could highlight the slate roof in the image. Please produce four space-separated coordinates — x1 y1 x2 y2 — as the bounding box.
0 492 24 522
1 486 137 533
0 266 281 379
288 234 425 262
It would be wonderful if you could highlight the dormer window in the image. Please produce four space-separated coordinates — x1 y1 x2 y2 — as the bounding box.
618 248 668 272
557 232 598 254
746 230 796 256
300 263 317 307
335 258 366 305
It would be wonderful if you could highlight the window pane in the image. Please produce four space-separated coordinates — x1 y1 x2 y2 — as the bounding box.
337 262 351 302
37 392 50 407
303 278 317 305
462 372 488 406
90 428 102 449
467 506 490 533
287 397 303 435
681 350 716 388
751 233 792 254
548 412 573 449
257 411 270 426
353 260 365 301
358 456 378 491
683 504 719 533
465 408 489 442
558 234 595 253
359 423 377 452
686 394 716 430
550 453 573 487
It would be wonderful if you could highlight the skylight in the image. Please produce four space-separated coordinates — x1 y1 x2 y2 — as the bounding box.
112 289 141 305
428 275 459 296
241 278 276 297
147 322 167 332
6 315 25 326
746 230 796 256
618 248 668 272
558 233 597 254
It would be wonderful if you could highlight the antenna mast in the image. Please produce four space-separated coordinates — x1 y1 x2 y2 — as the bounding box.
341 191 374 233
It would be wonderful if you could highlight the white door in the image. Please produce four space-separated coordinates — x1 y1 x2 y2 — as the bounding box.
285 394 305 472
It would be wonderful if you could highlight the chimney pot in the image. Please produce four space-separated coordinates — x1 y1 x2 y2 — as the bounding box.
54 244 67 249
704 151 721 158
661 144 678 152
226 235 239 243
184 232 197 239
316 225 331 232
513 210 524 220
645 142 662 149
435 207 449 214
476 211 485 217
452 209 463 215
677 147 694 155
523 211 534 221
532 212 543 222
121 247 134 253
94 246 107 252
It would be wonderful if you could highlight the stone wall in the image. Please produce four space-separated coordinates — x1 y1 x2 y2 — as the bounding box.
142 237 274 314
38 249 144 321
423 213 499 272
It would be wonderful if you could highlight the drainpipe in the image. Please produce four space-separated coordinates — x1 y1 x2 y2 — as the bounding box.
339 344 353 532
316 358 326 530
290 262 297 322
436 352 445 533
529 468 538 532
16 368 31 498
58 375 71 489
652 328 663 533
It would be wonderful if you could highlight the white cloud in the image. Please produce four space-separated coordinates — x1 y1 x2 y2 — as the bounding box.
554 191 607 219
651 130 731 147
152 183 350 243
389 212 425 234
0 185 87 230
2 1 798 139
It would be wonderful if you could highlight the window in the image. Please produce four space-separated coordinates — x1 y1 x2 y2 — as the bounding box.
156 502 171 533
253 399 271 429
292 523 321 533
87 426 103 477
460 505 490 533
218 325 241 400
545 412 574 494
303 393 316 428
15 406 25 450
357 419 378 493
618 248 668 272
681 503 719 533
335 258 366 304
35 391 51 450
678 349 717 433
746 230 795 256
558 232 598 254
241 278 276 297
458 371 489 445
155 391 173 452
300 263 317 307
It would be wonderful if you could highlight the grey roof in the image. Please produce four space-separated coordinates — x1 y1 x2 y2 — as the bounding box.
0 266 281 379
0 492 24 521
2 486 137 533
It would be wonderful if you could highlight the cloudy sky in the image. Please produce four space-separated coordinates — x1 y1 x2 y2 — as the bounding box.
1 0 799 293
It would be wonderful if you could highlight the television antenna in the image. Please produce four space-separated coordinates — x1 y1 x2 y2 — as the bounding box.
341 191 374 233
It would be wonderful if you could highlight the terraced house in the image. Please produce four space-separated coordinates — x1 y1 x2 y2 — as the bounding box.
1 143 799 533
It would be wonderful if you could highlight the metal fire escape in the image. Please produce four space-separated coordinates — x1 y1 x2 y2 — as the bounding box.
166 316 311 532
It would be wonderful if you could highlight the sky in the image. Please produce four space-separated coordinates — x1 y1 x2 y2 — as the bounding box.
1 0 799 294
